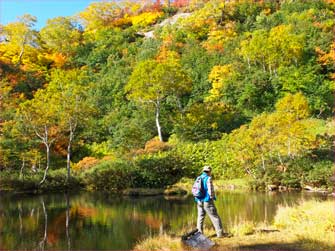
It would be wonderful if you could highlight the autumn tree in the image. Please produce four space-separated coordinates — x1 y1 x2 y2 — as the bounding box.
0 14 38 67
40 17 82 57
126 58 191 141
46 69 93 182
18 89 60 184
78 1 123 32
239 25 304 74
228 92 314 180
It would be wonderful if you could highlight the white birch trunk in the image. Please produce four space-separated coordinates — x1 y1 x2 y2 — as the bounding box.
155 100 163 142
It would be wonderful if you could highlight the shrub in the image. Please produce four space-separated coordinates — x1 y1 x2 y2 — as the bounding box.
133 152 188 188
306 161 334 188
74 157 101 171
135 137 171 155
0 169 81 192
0 171 40 191
81 159 134 191
39 168 82 191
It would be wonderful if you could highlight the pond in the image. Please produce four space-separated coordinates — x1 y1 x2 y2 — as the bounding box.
0 191 328 250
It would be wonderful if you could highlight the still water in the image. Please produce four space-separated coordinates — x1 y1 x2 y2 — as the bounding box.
0 191 327 250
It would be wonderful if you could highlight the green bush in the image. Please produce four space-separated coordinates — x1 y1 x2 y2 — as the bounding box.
133 152 188 188
0 171 40 191
81 159 134 191
0 169 81 192
306 161 334 188
39 169 82 192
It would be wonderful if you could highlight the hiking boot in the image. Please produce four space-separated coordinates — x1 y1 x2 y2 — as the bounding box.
216 232 232 238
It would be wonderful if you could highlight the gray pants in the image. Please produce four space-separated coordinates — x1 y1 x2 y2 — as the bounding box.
197 200 223 236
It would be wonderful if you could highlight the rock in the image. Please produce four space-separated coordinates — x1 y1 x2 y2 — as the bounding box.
138 12 192 38
278 186 287 191
267 184 278 191
303 185 314 191
164 186 187 196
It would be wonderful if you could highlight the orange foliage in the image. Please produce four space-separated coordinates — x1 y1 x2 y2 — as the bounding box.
135 137 170 155
45 52 67 68
315 42 335 66
73 156 100 171
156 46 180 62
202 22 237 53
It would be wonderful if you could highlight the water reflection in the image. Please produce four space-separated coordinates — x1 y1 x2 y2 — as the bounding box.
0 191 327 250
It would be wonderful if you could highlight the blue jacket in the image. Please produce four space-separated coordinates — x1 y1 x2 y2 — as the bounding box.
195 172 215 203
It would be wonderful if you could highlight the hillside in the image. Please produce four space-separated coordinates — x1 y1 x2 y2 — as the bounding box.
0 0 334 192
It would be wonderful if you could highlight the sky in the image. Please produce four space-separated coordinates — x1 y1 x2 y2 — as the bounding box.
0 0 99 30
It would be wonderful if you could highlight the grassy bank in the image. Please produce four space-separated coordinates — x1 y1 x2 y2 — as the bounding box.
134 200 335 251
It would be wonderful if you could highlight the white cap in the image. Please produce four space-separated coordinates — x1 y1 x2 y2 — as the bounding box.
203 165 212 172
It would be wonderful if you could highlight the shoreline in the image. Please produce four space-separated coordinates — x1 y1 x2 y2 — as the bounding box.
0 183 333 197
134 200 335 251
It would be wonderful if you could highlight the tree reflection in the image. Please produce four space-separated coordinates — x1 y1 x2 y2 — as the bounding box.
65 193 71 251
38 197 47 251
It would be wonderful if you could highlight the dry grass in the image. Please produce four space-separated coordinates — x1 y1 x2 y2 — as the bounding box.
134 234 183 251
133 200 335 251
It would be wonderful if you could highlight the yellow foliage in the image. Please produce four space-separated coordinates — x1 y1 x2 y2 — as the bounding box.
79 1 123 31
112 16 133 27
131 12 163 27
228 92 314 172
207 64 235 101
202 22 237 52
275 92 310 119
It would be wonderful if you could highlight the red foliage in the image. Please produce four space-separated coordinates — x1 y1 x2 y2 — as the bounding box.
173 0 189 7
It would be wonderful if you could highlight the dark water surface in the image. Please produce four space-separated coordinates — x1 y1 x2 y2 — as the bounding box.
0 191 327 250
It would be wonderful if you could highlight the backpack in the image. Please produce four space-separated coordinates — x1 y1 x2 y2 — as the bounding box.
192 176 205 198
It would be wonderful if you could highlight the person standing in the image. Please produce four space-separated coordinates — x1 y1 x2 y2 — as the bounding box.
195 165 224 237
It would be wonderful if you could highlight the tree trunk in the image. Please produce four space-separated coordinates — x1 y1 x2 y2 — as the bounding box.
17 48 24 67
155 101 163 142
19 157 25 179
66 142 71 183
40 145 50 184
16 35 27 67
261 154 266 171
66 122 76 183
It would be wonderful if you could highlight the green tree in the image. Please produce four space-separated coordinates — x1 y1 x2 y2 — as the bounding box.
40 17 82 55
47 69 93 182
126 59 191 141
18 89 60 184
